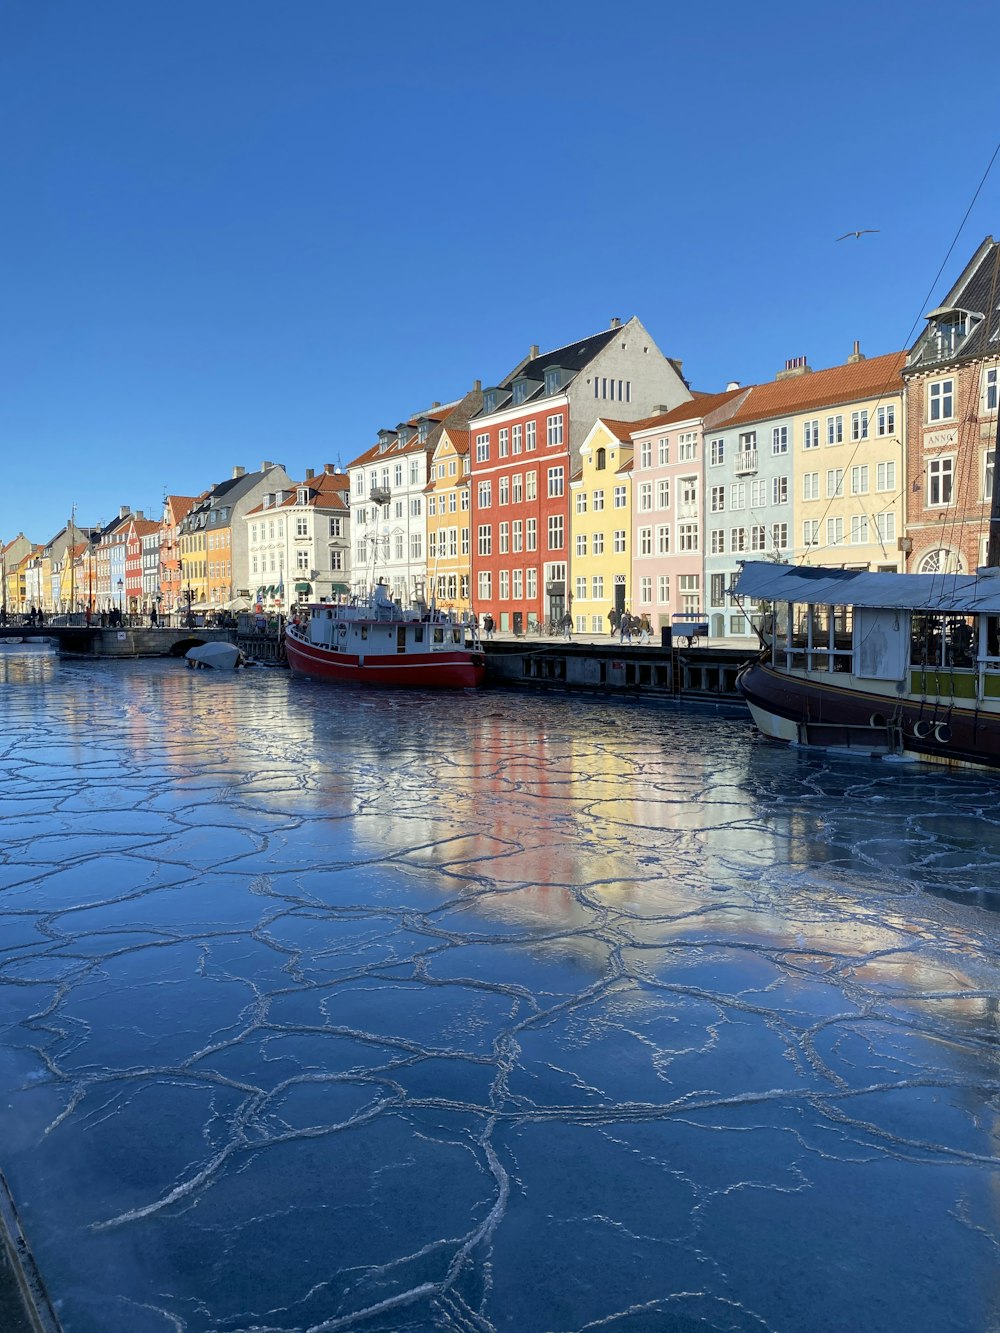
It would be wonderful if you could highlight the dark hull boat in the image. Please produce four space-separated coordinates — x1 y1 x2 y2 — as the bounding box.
732 561 1000 771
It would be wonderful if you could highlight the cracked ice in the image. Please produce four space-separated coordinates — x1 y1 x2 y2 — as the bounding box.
0 646 999 1331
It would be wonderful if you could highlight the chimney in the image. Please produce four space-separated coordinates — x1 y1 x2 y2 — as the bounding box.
651 405 674 414
775 355 812 381
846 339 865 364
473 379 481 392
119 505 130 519
135 510 144 521
232 466 246 479
610 316 621 329
431 401 440 408
305 468 314 481
261 460 273 471
529 344 539 360
726 381 741 391
324 463 335 474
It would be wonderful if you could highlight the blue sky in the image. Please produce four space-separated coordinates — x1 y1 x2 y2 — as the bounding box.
3 0 1000 541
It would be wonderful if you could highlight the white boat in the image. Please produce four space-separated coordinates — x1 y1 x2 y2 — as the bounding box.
185 642 245 670
732 560 1000 770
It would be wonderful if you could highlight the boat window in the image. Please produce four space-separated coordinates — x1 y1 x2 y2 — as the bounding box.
910 613 978 669
911 615 945 668
986 617 1000 663
360 626 368 641
946 616 975 668
433 627 444 644
414 626 424 643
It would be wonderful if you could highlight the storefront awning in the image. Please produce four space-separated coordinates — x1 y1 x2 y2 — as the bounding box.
294 582 312 594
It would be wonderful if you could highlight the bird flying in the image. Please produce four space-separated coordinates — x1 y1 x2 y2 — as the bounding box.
836 229 880 241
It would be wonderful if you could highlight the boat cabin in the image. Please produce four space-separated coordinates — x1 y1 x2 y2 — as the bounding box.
733 562 1000 701
303 599 472 655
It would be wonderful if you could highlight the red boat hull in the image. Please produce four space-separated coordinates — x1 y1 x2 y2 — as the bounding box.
284 628 486 689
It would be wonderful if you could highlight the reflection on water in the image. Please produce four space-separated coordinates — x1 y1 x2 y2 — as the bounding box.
0 642 58 685
0 659 999 1331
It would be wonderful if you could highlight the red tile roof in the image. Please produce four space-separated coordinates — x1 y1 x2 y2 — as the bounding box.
726 351 906 425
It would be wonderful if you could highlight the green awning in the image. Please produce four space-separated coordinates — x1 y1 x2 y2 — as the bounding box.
294 582 312 594
331 583 349 594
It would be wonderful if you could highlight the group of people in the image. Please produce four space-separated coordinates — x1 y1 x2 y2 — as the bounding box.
608 607 652 644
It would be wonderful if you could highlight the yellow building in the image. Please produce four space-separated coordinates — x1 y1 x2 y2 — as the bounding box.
569 420 634 634
790 351 907 570
426 426 472 613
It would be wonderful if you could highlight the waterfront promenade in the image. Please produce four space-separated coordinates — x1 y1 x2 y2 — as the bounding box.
1 651 1000 1330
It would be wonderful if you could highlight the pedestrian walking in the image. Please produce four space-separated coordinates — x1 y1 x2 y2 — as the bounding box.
483 613 495 640
608 607 619 635
620 611 633 644
561 612 573 641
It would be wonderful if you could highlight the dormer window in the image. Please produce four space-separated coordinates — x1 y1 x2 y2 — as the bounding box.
595 447 607 471
544 366 563 395
917 305 983 363
418 419 430 443
512 379 529 406
482 389 498 414
297 487 308 505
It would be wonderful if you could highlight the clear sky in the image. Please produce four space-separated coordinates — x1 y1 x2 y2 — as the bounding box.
3 0 1000 542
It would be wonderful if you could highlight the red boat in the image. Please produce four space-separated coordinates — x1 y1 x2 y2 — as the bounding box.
284 588 486 689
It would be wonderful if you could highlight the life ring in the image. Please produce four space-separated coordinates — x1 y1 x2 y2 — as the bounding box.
869 712 887 728
912 720 933 740
933 723 951 744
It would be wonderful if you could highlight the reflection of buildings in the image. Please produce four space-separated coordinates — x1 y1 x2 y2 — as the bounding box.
0 644 58 686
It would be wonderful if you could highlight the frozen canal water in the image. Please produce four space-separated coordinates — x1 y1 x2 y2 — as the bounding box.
1 647 1000 1332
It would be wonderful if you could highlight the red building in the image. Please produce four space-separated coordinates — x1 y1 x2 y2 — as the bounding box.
125 519 159 612
468 318 690 631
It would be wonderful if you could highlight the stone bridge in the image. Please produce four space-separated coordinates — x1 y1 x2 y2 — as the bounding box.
0 624 238 658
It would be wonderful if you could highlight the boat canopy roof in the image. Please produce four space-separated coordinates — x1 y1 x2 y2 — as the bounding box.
732 561 1000 614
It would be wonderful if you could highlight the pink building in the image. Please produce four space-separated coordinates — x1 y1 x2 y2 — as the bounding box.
628 388 747 630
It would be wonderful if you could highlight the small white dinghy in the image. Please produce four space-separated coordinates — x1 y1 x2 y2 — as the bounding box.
185 642 244 670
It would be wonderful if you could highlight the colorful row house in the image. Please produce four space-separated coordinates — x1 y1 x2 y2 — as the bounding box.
11 233 1000 631
902 234 1000 575
245 466 351 608
346 386 482 608
426 424 472 613
468 318 691 632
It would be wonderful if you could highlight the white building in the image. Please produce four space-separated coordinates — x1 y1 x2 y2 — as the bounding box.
244 466 351 607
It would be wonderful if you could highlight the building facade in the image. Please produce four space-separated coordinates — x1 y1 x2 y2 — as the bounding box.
903 236 1000 574
469 317 691 631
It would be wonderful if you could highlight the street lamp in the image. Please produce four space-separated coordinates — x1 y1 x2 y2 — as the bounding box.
184 586 194 627
117 578 124 618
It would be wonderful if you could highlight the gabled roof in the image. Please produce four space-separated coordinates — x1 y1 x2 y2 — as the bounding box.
472 323 628 418
503 326 620 386
245 469 349 517
129 519 160 538
435 427 470 456
725 351 906 426
163 496 197 526
624 387 748 434
347 387 483 470
906 235 1000 371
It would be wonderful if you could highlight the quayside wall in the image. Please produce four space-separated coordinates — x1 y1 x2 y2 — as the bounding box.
481 641 753 704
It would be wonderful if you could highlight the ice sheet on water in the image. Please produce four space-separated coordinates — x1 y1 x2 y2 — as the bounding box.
0 656 1000 1330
